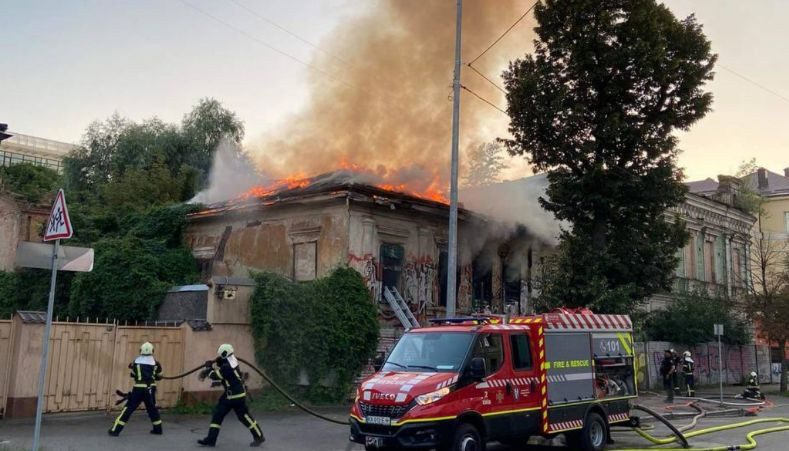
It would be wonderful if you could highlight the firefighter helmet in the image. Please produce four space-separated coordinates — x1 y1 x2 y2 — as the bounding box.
140 342 154 355
217 343 234 358
683 351 691 357
750 371 757 377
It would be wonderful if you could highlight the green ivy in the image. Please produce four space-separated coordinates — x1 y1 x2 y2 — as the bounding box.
250 268 379 404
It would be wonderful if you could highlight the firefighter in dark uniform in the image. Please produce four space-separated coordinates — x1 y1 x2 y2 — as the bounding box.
660 350 675 403
681 350 695 397
197 344 265 447
743 371 764 399
108 342 163 436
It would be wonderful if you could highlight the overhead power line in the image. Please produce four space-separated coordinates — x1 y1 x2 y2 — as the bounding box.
718 64 789 105
467 64 506 94
226 0 350 65
468 0 538 66
177 0 354 90
461 85 507 114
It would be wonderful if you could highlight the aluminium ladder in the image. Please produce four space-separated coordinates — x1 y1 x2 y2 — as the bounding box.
383 286 420 330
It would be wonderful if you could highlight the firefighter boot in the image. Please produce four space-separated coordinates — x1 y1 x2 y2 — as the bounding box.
150 422 163 435
250 433 265 447
198 424 220 447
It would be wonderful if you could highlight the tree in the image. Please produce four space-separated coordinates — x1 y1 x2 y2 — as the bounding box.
462 142 509 188
645 291 749 346
181 97 245 180
502 0 715 312
0 163 61 203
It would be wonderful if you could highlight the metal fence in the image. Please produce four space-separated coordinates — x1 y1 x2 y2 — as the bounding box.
0 150 63 173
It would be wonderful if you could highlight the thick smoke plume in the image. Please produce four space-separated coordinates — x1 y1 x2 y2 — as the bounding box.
254 0 534 185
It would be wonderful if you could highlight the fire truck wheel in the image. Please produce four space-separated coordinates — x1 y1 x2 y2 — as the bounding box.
444 423 485 451
576 412 607 451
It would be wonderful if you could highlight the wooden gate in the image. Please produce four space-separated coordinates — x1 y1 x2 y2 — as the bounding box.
43 321 117 413
0 319 15 418
108 326 184 410
40 321 184 413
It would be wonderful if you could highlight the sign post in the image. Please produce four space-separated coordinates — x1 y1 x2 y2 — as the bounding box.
32 189 73 451
714 323 724 405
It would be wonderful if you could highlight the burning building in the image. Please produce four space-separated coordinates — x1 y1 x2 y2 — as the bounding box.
185 171 550 328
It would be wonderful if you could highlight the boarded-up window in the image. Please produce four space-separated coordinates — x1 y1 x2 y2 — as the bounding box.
294 242 317 281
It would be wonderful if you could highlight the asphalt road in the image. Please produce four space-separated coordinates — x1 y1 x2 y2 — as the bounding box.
0 398 787 451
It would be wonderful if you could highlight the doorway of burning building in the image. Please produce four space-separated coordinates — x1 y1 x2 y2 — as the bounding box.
379 243 404 302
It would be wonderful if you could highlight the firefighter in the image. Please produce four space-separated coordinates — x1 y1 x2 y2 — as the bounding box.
743 371 764 400
660 350 675 403
671 349 682 393
197 344 264 447
108 342 163 436
681 350 695 397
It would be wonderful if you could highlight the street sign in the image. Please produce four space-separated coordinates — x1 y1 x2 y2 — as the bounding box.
714 324 724 336
15 241 94 272
43 189 72 241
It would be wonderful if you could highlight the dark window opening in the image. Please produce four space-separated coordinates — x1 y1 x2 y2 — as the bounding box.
504 258 521 307
380 243 404 299
510 334 533 371
472 257 493 311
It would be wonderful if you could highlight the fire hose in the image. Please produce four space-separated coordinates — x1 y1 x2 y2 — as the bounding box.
156 357 350 426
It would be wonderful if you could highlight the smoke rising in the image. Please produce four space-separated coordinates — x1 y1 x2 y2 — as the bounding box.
460 173 564 244
253 0 534 185
189 138 269 204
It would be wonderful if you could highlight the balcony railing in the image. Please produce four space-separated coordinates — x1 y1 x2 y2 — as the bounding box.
0 150 63 173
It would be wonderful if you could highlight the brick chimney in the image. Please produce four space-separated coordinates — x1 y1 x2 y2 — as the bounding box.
757 168 769 190
784 167 789 177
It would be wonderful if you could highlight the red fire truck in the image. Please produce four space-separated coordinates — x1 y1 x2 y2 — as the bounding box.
349 309 636 451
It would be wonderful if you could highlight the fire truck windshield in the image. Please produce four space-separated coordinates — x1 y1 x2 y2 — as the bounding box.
383 332 473 373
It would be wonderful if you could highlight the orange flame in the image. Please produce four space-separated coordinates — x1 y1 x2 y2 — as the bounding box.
237 163 448 205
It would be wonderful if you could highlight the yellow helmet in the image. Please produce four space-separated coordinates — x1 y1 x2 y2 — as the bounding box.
140 342 154 355
217 343 234 358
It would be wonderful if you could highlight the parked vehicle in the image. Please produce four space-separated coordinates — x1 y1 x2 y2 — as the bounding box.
349 308 636 451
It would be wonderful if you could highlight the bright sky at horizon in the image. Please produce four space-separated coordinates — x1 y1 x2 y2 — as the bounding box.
1 0 787 181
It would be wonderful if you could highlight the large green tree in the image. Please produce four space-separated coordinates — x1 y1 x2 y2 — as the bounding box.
503 0 715 312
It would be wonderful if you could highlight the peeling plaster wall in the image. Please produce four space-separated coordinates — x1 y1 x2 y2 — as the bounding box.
0 195 21 272
185 201 349 281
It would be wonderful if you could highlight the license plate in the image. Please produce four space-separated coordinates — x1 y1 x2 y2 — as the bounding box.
365 436 384 447
366 415 391 426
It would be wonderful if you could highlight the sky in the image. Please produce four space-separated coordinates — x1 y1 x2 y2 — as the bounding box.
1 0 787 182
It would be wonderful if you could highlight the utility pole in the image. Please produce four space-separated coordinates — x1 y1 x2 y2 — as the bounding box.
446 0 463 317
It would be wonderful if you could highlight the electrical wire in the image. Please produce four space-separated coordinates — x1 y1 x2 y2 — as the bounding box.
177 0 354 90
719 64 789 105
468 0 538 66
467 64 506 94
226 0 350 65
460 85 508 114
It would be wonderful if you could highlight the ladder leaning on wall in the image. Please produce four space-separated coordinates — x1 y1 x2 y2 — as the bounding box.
383 286 420 330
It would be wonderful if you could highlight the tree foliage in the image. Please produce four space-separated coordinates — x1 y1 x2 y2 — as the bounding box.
644 291 749 346
0 163 61 203
63 98 243 211
503 0 715 312
0 98 237 320
250 268 379 404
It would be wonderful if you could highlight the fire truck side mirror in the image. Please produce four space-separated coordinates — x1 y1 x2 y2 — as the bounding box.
469 357 486 381
372 355 385 372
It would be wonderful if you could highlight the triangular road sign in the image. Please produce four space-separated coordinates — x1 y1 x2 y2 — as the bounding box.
43 189 73 241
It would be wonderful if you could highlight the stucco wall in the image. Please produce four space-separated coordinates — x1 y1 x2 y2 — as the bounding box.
180 323 265 404
186 201 349 281
0 195 21 272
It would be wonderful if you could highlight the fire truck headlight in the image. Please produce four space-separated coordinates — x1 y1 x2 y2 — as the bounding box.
415 387 450 406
